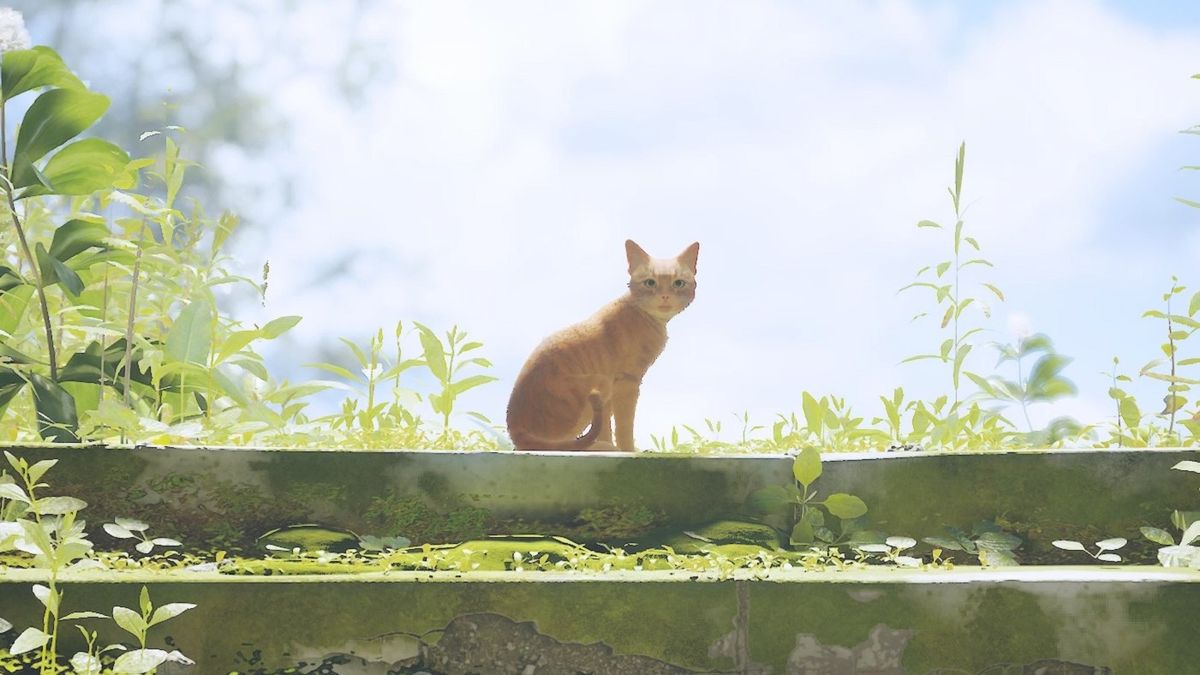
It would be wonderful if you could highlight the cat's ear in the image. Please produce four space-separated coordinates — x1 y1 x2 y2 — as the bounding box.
625 240 650 273
677 242 699 274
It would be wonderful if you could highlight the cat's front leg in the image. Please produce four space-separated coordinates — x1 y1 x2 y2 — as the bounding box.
612 377 641 452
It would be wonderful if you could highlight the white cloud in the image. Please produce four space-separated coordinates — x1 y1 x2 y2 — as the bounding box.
245 0 1200 446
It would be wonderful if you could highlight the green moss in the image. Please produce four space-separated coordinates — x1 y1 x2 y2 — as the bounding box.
663 521 783 553
594 458 732 525
364 492 492 544
256 525 359 553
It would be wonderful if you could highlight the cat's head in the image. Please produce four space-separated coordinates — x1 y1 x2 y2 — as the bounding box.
625 239 699 321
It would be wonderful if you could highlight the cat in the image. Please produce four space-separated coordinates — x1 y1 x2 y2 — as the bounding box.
507 239 699 451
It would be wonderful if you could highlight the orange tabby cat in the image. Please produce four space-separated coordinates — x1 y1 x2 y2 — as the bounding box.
507 240 699 451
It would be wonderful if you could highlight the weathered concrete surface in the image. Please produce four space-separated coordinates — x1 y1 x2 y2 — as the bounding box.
1 567 1197 673
1 445 1196 558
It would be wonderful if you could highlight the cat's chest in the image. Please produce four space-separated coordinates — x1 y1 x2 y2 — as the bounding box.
603 324 666 375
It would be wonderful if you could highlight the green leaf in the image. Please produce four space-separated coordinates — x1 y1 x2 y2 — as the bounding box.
983 283 1005 301
1140 526 1175 546
36 242 83 296
1 46 83 102
1119 396 1141 429
48 219 110 262
29 373 79 442
9 627 50 655
916 220 942 229
148 602 195 627
139 586 153 616
1173 460 1200 474
31 496 87 515
448 374 498 397
940 304 954 329
19 138 130 199
414 322 448 382
215 330 260 364
935 261 951 278
1176 197 1200 209
260 315 301 339
165 299 214 366
822 493 868 519
789 519 815 546
801 392 823 436
792 446 822 487
747 485 794 515
11 88 111 188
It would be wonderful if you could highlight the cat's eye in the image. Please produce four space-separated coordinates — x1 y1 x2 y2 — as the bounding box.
673 279 686 288
643 279 657 288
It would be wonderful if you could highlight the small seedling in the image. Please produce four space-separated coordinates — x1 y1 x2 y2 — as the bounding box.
103 518 181 555
1052 537 1127 563
747 447 869 546
855 536 921 567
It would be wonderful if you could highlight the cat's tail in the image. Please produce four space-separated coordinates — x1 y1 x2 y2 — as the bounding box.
511 391 605 451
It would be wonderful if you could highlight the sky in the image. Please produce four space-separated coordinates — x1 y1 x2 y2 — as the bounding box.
25 0 1200 447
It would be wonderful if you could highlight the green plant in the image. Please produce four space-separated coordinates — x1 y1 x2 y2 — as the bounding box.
1102 357 1145 447
854 536 921 567
413 322 497 435
923 521 1022 566
310 322 425 435
901 141 1004 407
1051 537 1127 563
1141 460 1200 568
102 517 181 555
1140 276 1200 443
966 333 1082 444
747 447 870 546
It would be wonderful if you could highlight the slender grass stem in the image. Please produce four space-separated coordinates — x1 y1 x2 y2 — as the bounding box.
1 102 59 380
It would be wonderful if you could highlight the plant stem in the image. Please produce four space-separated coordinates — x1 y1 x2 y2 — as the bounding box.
1167 293 1177 440
1 103 59 380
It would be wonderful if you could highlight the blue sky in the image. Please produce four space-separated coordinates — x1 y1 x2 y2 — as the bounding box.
22 1 1200 446
219 0 1200 447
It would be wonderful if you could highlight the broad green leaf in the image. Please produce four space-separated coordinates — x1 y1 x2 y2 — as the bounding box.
0 284 33 338
12 88 110 188
215 330 260 363
916 220 941 229
801 392 823 435
337 337 369 369
1173 460 1200 474
25 458 56 483
1140 526 1175 546
1096 553 1122 563
9 627 50 655
61 610 107 620
260 315 301 339
48 219 111 262
104 523 134 539
32 496 87 515
823 493 868 519
165 299 214 365
1 46 83 101
886 536 917 549
746 485 794 514
0 481 29 503
1190 291 1200 318
36 242 83 296
1119 397 1141 430
448 374 498 397
1096 537 1127 551
789 519 815 545
19 138 130 198
414 322 448 382
975 530 1022 551
1181 520 1200 547
148 602 195 627
935 261 951 278
792 446 822 487
139 586 152 616
112 648 170 674
1052 539 1085 551
29 373 79 442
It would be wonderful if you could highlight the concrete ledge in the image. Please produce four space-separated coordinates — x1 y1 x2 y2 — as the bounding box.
2 566 1197 672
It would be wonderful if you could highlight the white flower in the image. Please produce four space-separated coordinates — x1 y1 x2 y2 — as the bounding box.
0 8 31 54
